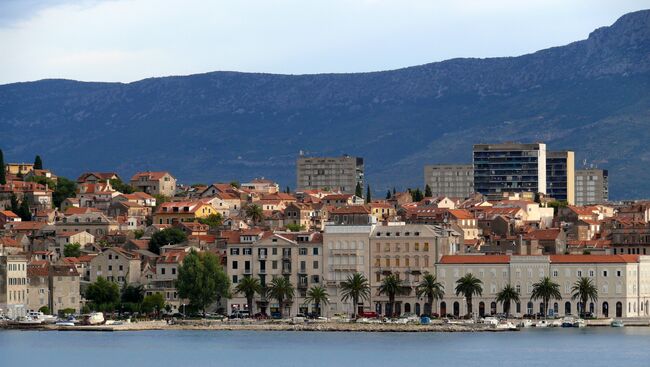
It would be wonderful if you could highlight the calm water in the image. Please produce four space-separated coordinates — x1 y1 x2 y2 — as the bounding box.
2 328 650 366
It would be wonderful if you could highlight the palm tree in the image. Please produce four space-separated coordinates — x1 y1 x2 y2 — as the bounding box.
416 273 445 317
455 273 483 317
268 276 294 317
531 277 562 319
303 285 329 316
571 277 598 318
496 284 520 317
244 204 264 225
234 276 262 316
339 272 370 318
378 274 408 317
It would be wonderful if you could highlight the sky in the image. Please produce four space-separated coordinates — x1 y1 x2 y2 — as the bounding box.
1 0 649 84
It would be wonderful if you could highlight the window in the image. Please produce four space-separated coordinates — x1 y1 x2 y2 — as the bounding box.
589 270 595 277
108 265 113 271
272 248 278 255
232 275 238 283
313 261 319 269
313 248 319 255
230 248 240 255
603 270 608 277
299 248 307 255
232 261 238 269
243 248 252 255
617 270 622 277
161 268 166 275
577 270 582 277
172 268 176 275
119 265 123 271
552 270 558 277
272 261 278 269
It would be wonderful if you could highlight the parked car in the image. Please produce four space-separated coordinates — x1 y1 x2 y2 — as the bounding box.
358 311 379 318
270 312 282 319
229 310 250 319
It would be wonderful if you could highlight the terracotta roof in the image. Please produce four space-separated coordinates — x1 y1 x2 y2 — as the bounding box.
50 264 79 277
6 221 46 230
330 205 371 215
64 207 102 215
549 255 638 264
447 209 474 220
322 194 354 201
77 254 98 263
439 255 510 264
77 172 120 182
0 237 21 248
1 210 19 218
523 229 561 241
157 250 188 264
126 239 150 250
130 171 173 181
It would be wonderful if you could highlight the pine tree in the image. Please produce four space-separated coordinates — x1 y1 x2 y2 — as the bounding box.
425 184 432 198
285 186 290 194
0 149 5 185
355 182 363 198
392 187 396 195
386 190 391 199
366 185 371 203
10 194 19 213
18 198 31 221
34 155 43 170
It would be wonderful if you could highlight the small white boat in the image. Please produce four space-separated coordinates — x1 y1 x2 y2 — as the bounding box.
575 318 586 328
519 319 533 328
17 316 43 325
482 316 499 326
496 321 518 330
56 320 76 326
535 320 549 328
83 312 105 325
611 320 625 327
27 311 57 324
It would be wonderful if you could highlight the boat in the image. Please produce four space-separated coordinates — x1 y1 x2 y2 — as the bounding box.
83 312 105 325
574 318 586 328
482 316 499 326
611 320 625 327
535 320 549 328
56 316 78 326
551 319 563 327
16 316 43 325
519 319 533 328
496 321 518 330
561 316 576 327
27 311 57 324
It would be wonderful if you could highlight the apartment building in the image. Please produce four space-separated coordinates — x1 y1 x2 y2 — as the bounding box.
0 254 28 318
130 171 177 197
546 151 575 205
575 169 609 206
423 164 474 198
473 143 547 200
89 247 141 285
296 155 364 195
436 254 650 318
227 231 323 316
49 264 80 314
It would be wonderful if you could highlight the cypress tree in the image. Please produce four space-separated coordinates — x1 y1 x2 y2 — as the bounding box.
355 182 363 198
10 194 19 213
366 185 372 203
34 155 43 170
285 186 291 194
425 184 432 198
0 149 5 185
392 187 396 195
386 190 391 200
18 198 31 221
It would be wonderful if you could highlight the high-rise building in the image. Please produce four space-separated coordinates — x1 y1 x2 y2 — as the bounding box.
546 151 575 205
575 169 609 205
296 155 364 195
423 164 474 198
473 143 547 200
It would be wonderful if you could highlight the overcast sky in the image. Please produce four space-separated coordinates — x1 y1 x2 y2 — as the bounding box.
1 0 648 84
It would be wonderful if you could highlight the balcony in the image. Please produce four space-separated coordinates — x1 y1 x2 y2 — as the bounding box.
259 254 267 260
298 282 308 289
282 267 292 274
298 268 308 274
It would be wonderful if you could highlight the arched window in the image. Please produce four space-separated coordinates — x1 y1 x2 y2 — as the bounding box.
602 302 609 317
415 303 421 316
453 302 460 317
616 302 623 317
490 302 497 315
404 303 411 314
479 302 485 317
440 301 447 316
565 301 572 315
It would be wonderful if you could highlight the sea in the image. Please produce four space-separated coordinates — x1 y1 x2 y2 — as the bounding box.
1 328 649 366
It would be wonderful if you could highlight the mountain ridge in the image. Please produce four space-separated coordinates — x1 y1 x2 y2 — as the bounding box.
1 10 649 199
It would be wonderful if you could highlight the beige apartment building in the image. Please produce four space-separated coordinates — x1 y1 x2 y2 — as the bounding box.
26 263 50 312
145 250 188 312
89 247 141 285
369 223 461 316
227 231 323 316
130 171 177 197
297 155 364 195
424 164 474 199
436 254 650 318
49 264 81 314
0 254 28 318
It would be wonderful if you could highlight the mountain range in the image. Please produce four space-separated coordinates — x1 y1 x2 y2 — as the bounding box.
1 10 649 199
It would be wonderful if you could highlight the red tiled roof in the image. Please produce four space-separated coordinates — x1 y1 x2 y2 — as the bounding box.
1 210 19 218
523 229 561 241
549 255 638 264
330 205 371 215
130 171 173 181
439 255 510 264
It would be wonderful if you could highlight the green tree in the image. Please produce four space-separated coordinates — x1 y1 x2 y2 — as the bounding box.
411 188 424 202
53 176 77 208
244 204 264 225
235 276 262 316
303 285 329 316
285 186 291 194
385 190 391 200
365 185 372 203
0 148 5 185
148 227 187 254
424 184 432 197
416 273 445 317
121 284 145 304
198 213 223 228
133 229 144 239
85 277 120 312
34 155 43 170
230 181 240 188
17 198 31 221
571 277 598 318
10 194 19 213
339 272 370 318
141 293 166 315
531 277 562 319
110 178 134 194
177 251 230 316
548 200 569 215
355 182 363 198
455 273 483 317
379 274 407 317
285 223 305 232
268 276 295 317
38 306 51 315
496 284 520 316
63 242 82 258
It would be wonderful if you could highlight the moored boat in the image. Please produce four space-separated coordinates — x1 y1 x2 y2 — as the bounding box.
611 320 625 327
535 320 549 328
